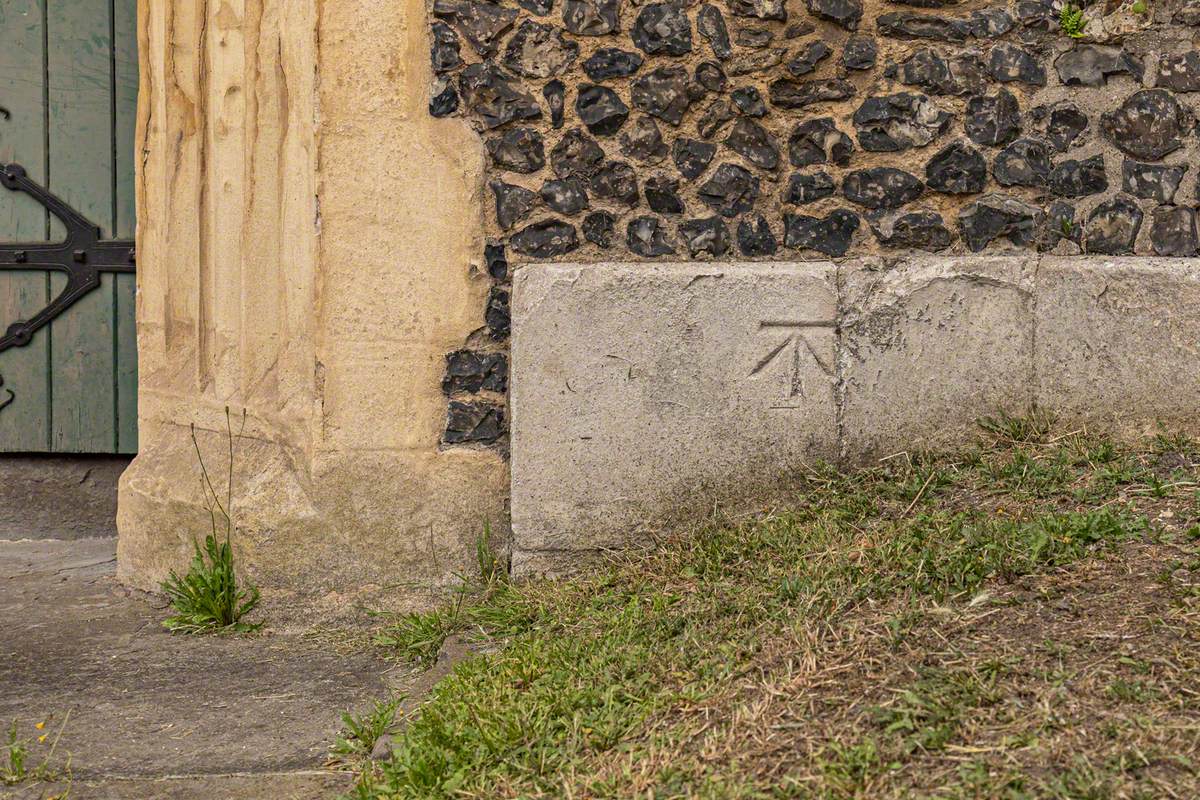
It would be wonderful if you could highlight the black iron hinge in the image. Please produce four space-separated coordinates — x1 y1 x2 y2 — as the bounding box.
0 162 137 410
0 162 136 349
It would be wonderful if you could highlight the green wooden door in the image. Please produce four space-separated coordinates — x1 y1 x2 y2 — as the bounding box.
0 0 137 454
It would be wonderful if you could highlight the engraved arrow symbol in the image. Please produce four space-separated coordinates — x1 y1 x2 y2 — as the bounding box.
750 320 835 403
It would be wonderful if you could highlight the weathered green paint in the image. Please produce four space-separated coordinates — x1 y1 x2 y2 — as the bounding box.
0 0 138 454
0 0 53 451
114 0 137 453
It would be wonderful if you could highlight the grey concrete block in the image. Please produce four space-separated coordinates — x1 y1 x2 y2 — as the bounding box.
840 256 1036 459
0 456 129 540
1035 257 1200 434
510 262 838 569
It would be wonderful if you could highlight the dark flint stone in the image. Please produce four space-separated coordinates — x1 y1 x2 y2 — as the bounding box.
967 8 1013 37
484 242 508 280
550 128 605 178
728 48 788 76
486 286 510 339
698 98 736 139
843 167 924 209
696 61 727 92
432 0 518 56
490 180 538 230
443 350 508 395
732 87 767 116
1150 206 1199 256
993 138 1051 188
871 210 954 250
987 43 1045 86
582 210 616 247
783 209 860 256
1044 105 1087 152
698 163 760 216
543 80 565 128
540 177 589 214
1122 160 1186 203
925 141 987 193
510 218 581 257
787 40 833 77
1054 45 1141 87
727 0 788 21
894 48 987 95
1101 89 1193 161
697 4 733 59
458 64 541 129
632 3 693 55
645 175 686 214
674 137 718 178
1014 0 1055 29
632 67 695 125
430 78 459 117
785 18 815 33
1085 195 1143 255
1047 155 1107 198
679 216 730 256
627 215 678 255
876 12 969 41
583 49 644 81
965 89 1020 147
852 92 951 151
737 214 778 255
842 35 877 70
805 0 862 30
768 78 856 109
620 116 669 163
1036 201 1079 251
486 127 545 172
957 193 1041 251
589 161 641 206
576 85 629 136
444 400 505 445
1159 52 1200 92
789 118 854 167
562 0 619 35
735 27 774 48
503 20 578 79
517 0 553 13
724 117 780 169
784 171 836 204
431 22 463 73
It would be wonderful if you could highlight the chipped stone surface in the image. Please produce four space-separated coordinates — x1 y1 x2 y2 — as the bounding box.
1035 257 1200 434
511 262 839 563
841 255 1035 458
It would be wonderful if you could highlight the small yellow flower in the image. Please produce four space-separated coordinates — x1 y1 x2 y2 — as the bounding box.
38 734 48 743
35 721 45 730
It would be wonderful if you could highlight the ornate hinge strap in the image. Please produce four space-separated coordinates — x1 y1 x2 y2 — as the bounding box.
0 162 136 349
0 163 137 412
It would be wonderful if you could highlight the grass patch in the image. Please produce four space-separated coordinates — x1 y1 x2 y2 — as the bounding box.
349 426 1200 799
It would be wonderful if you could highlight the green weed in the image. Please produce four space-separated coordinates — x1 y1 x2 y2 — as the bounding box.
331 700 401 765
1060 3 1089 37
3 713 69 788
161 409 262 633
